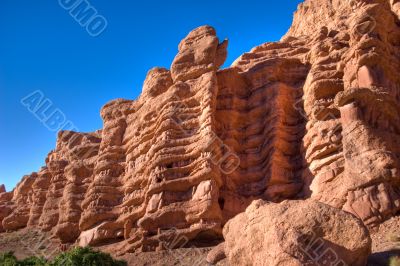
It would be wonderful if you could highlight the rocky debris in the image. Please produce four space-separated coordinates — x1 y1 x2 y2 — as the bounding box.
2 0 400 257
206 242 226 265
222 200 371 266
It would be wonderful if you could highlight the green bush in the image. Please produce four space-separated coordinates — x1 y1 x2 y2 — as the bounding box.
19 256 47 266
0 251 18 266
0 247 126 266
51 247 126 266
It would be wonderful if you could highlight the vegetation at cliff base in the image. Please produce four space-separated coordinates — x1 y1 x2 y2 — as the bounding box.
0 247 127 266
390 256 400 266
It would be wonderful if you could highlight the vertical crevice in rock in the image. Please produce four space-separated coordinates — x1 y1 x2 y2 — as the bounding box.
216 58 310 222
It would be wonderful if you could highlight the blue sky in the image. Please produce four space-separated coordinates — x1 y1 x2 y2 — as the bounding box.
0 0 303 191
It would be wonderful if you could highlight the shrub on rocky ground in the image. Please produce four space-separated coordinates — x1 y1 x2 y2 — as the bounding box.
0 247 127 266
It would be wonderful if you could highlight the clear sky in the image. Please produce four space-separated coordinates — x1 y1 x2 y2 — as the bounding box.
0 0 303 191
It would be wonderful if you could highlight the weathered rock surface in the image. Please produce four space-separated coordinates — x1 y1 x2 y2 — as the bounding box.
222 200 371 266
206 242 226 265
2 0 400 257
0 187 13 233
2 174 36 231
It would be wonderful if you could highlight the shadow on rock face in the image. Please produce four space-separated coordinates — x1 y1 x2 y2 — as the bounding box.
368 249 400 266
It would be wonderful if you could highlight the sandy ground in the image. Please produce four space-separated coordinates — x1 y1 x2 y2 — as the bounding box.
2 220 400 266
0 228 215 266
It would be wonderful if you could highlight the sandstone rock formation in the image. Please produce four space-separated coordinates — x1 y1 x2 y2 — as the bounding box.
222 200 371 266
0 131 101 235
1 0 400 257
206 242 226 265
0 186 13 233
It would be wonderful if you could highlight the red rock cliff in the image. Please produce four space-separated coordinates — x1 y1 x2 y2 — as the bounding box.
1 0 400 253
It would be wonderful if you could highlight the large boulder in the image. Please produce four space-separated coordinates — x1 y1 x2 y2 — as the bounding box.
222 200 371 266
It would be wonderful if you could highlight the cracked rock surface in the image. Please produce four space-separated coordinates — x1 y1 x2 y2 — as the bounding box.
1 0 400 256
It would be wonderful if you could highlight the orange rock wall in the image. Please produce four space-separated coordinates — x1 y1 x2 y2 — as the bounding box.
1 0 400 253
